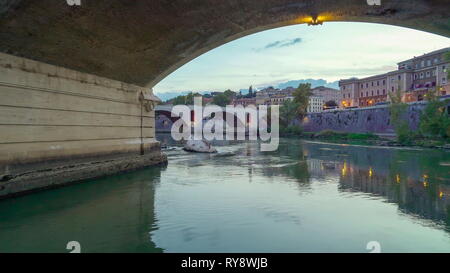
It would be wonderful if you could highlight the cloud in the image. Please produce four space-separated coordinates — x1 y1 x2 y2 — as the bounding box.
254 37 302 52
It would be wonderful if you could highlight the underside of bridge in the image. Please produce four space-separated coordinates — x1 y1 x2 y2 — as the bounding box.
0 0 449 88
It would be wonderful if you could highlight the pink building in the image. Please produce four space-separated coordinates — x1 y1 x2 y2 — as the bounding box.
339 47 449 108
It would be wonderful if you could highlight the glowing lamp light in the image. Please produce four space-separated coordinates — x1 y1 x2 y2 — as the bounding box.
368 168 373 177
396 174 400 183
341 162 347 176
439 191 444 199
308 17 323 26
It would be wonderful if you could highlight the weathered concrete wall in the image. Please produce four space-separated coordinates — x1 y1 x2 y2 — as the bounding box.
0 53 166 198
302 103 433 134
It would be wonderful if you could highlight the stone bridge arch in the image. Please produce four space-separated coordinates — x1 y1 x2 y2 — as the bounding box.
0 0 448 88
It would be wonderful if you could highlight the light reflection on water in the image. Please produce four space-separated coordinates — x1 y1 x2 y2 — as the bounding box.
0 135 449 252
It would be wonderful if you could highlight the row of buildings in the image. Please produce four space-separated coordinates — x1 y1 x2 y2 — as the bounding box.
231 85 340 113
339 47 450 108
221 47 450 113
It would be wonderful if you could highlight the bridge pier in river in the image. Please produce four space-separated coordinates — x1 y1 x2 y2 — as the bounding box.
0 53 166 198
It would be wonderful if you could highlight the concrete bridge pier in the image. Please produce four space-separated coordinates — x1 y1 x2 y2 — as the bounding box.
0 53 167 199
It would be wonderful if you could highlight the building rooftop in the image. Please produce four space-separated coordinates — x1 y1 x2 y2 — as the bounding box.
398 47 450 64
340 46 450 85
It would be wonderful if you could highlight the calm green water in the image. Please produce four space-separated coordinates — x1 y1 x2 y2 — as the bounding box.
1 136 450 253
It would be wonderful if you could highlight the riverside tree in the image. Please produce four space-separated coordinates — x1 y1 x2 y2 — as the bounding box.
389 87 413 144
212 92 231 107
419 88 450 138
280 100 300 127
293 83 313 119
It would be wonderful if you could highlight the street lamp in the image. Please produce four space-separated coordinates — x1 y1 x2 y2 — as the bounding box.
308 15 323 26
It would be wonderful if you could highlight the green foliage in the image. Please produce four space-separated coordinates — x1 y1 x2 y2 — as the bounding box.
212 93 231 107
171 92 200 105
279 100 303 136
314 130 379 141
293 83 313 119
280 100 300 127
223 89 236 99
389 87 413 144
419 89 450 138
280 125 303 136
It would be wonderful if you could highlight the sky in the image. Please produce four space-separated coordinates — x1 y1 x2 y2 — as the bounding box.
153 22 450 95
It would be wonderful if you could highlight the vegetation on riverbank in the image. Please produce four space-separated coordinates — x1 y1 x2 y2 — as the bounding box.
388 86 450 147
299 130 384 146
279 83 312 136
299 130 450 149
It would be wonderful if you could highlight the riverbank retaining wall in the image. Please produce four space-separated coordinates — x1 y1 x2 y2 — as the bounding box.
301 102 438 134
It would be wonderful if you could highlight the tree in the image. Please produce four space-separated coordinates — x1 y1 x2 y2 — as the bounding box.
249 85 253 97
419 88 450 138
170 92 201 105
172 94 187 105
280 100 300 127
389 86 413 144
293 83 313 119
223 89 236 99
213 93 231 107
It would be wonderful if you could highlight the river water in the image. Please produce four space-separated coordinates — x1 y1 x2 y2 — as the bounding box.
1 135 450 253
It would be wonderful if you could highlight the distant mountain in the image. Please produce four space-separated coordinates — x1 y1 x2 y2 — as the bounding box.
155 91 212 102
275 79 339 90
156 79 339 101
239 89 250 95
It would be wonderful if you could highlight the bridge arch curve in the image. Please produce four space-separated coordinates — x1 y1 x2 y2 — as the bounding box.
0 0 448 87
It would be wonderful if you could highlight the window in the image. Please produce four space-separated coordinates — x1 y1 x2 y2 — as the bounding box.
427 59 431 66
383 89 386 95
377 90 379 95
377 81 379 86
366 83 369 88
343 86 346 90
361 92 363 97
432 70 436 76
391 87 394 92
421 60 425 67
398 75 401 80
414 74 418 80
371 91 374 96
383 80 385 85
366 92 368 96
426 71 430 77
420 72 424 79
434 58 438 64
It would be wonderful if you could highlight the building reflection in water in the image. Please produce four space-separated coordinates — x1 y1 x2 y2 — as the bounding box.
302 142 450 232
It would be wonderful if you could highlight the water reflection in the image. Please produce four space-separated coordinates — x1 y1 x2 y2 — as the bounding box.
1 135 449 252
302 141 450 232
0 166 165 253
